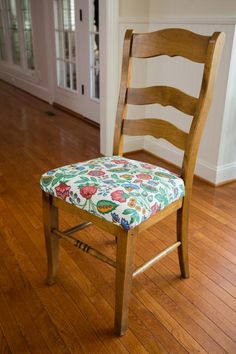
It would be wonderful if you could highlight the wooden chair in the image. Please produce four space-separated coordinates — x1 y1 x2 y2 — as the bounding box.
40 28 224 336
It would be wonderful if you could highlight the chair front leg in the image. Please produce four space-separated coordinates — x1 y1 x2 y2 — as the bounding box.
42 192 59 285
115 229 137 336
177 200 190 279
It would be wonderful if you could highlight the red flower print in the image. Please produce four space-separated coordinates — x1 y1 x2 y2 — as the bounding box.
111 190 127 203
88 170 105 177
142 163 156 169
151 202 160 216
80 186 97 199
55 183 71 200
112 159 129 164
136 173 152 180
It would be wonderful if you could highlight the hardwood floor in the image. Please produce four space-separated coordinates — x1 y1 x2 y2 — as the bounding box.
0 80 236 353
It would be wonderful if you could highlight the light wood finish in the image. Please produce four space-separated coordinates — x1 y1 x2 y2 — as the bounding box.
113 29 133 156
115 229 137 336
133 242 181 278
40 28 225 336
127 86 197 115
0 80 236 352
52 227 116 268
42 192 59 285
131 28 210 62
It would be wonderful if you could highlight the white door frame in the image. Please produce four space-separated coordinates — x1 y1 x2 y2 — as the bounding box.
99 0 119 156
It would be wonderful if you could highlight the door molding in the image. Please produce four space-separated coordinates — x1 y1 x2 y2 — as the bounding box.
99 0 119 156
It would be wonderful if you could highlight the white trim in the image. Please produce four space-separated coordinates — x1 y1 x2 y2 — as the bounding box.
215 162 236 185
100 0 119 156
143 137 236 185
119 17 236 25
43 0 56 104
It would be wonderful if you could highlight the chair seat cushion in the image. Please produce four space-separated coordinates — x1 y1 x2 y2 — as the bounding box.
40 156 185 230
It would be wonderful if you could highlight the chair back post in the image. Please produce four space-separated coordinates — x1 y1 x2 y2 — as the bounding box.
113 29 134 156
181 32 225 197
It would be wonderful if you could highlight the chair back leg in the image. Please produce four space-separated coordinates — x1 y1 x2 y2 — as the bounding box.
115 229 137 336
177 202 190 278
42 192 60 285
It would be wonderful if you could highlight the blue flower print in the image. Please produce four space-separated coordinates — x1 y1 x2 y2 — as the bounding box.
111 212 120 223
47 170 56 175
121 218 130 231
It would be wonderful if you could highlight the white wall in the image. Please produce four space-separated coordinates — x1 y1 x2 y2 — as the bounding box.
149 0 236 18
120 0 150 17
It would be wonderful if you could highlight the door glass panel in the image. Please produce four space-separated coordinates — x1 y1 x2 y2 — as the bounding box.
89 0 99 99
55 31 64 59
21 0 34 69
72 62 76 90
57 59 65 87
65 61 70 88
54 0 77 91
64 31 69 60
0 8 7 61
8 0 21 65
70 31 76 61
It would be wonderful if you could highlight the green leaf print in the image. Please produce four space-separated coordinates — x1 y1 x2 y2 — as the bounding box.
41 175 53 186
51 177 63 187
123 209 135 215
97 200 118 214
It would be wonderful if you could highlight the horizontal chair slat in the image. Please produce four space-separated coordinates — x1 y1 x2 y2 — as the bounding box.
133 241 181 278
123 118 188 150
131 28 210 63
127 86 197 116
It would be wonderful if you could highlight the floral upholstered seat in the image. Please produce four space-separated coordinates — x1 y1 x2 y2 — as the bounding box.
40 156 185 230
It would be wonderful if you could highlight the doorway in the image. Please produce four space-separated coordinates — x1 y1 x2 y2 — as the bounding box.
51 0 100 124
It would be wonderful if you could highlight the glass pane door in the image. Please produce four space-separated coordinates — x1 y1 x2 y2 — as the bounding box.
21 0 34 69
0 4 7 61
52 0 100 124
89 0 99 99
54 0 77 91
3 0 34 69
7 0 21 65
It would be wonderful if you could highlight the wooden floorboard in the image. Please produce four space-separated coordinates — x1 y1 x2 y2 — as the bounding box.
0 80 236 353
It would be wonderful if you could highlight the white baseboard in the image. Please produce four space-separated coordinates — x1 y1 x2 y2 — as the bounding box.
215 162 236 185
143 137 236 185
0 71 51 103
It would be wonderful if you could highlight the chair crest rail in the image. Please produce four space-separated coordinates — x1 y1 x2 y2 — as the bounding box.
131 28 210 62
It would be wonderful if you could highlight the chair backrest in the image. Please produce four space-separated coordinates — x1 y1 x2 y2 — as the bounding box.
113 28 225 195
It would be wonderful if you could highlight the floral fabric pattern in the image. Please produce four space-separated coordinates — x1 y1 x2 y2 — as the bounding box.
40 156 185 231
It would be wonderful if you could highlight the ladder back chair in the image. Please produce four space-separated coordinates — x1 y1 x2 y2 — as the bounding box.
40 28 225 336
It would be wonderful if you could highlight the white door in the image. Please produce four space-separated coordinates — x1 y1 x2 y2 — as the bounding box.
51 0 100 124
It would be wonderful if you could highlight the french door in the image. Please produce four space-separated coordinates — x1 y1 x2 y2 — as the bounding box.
52 0 100 123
